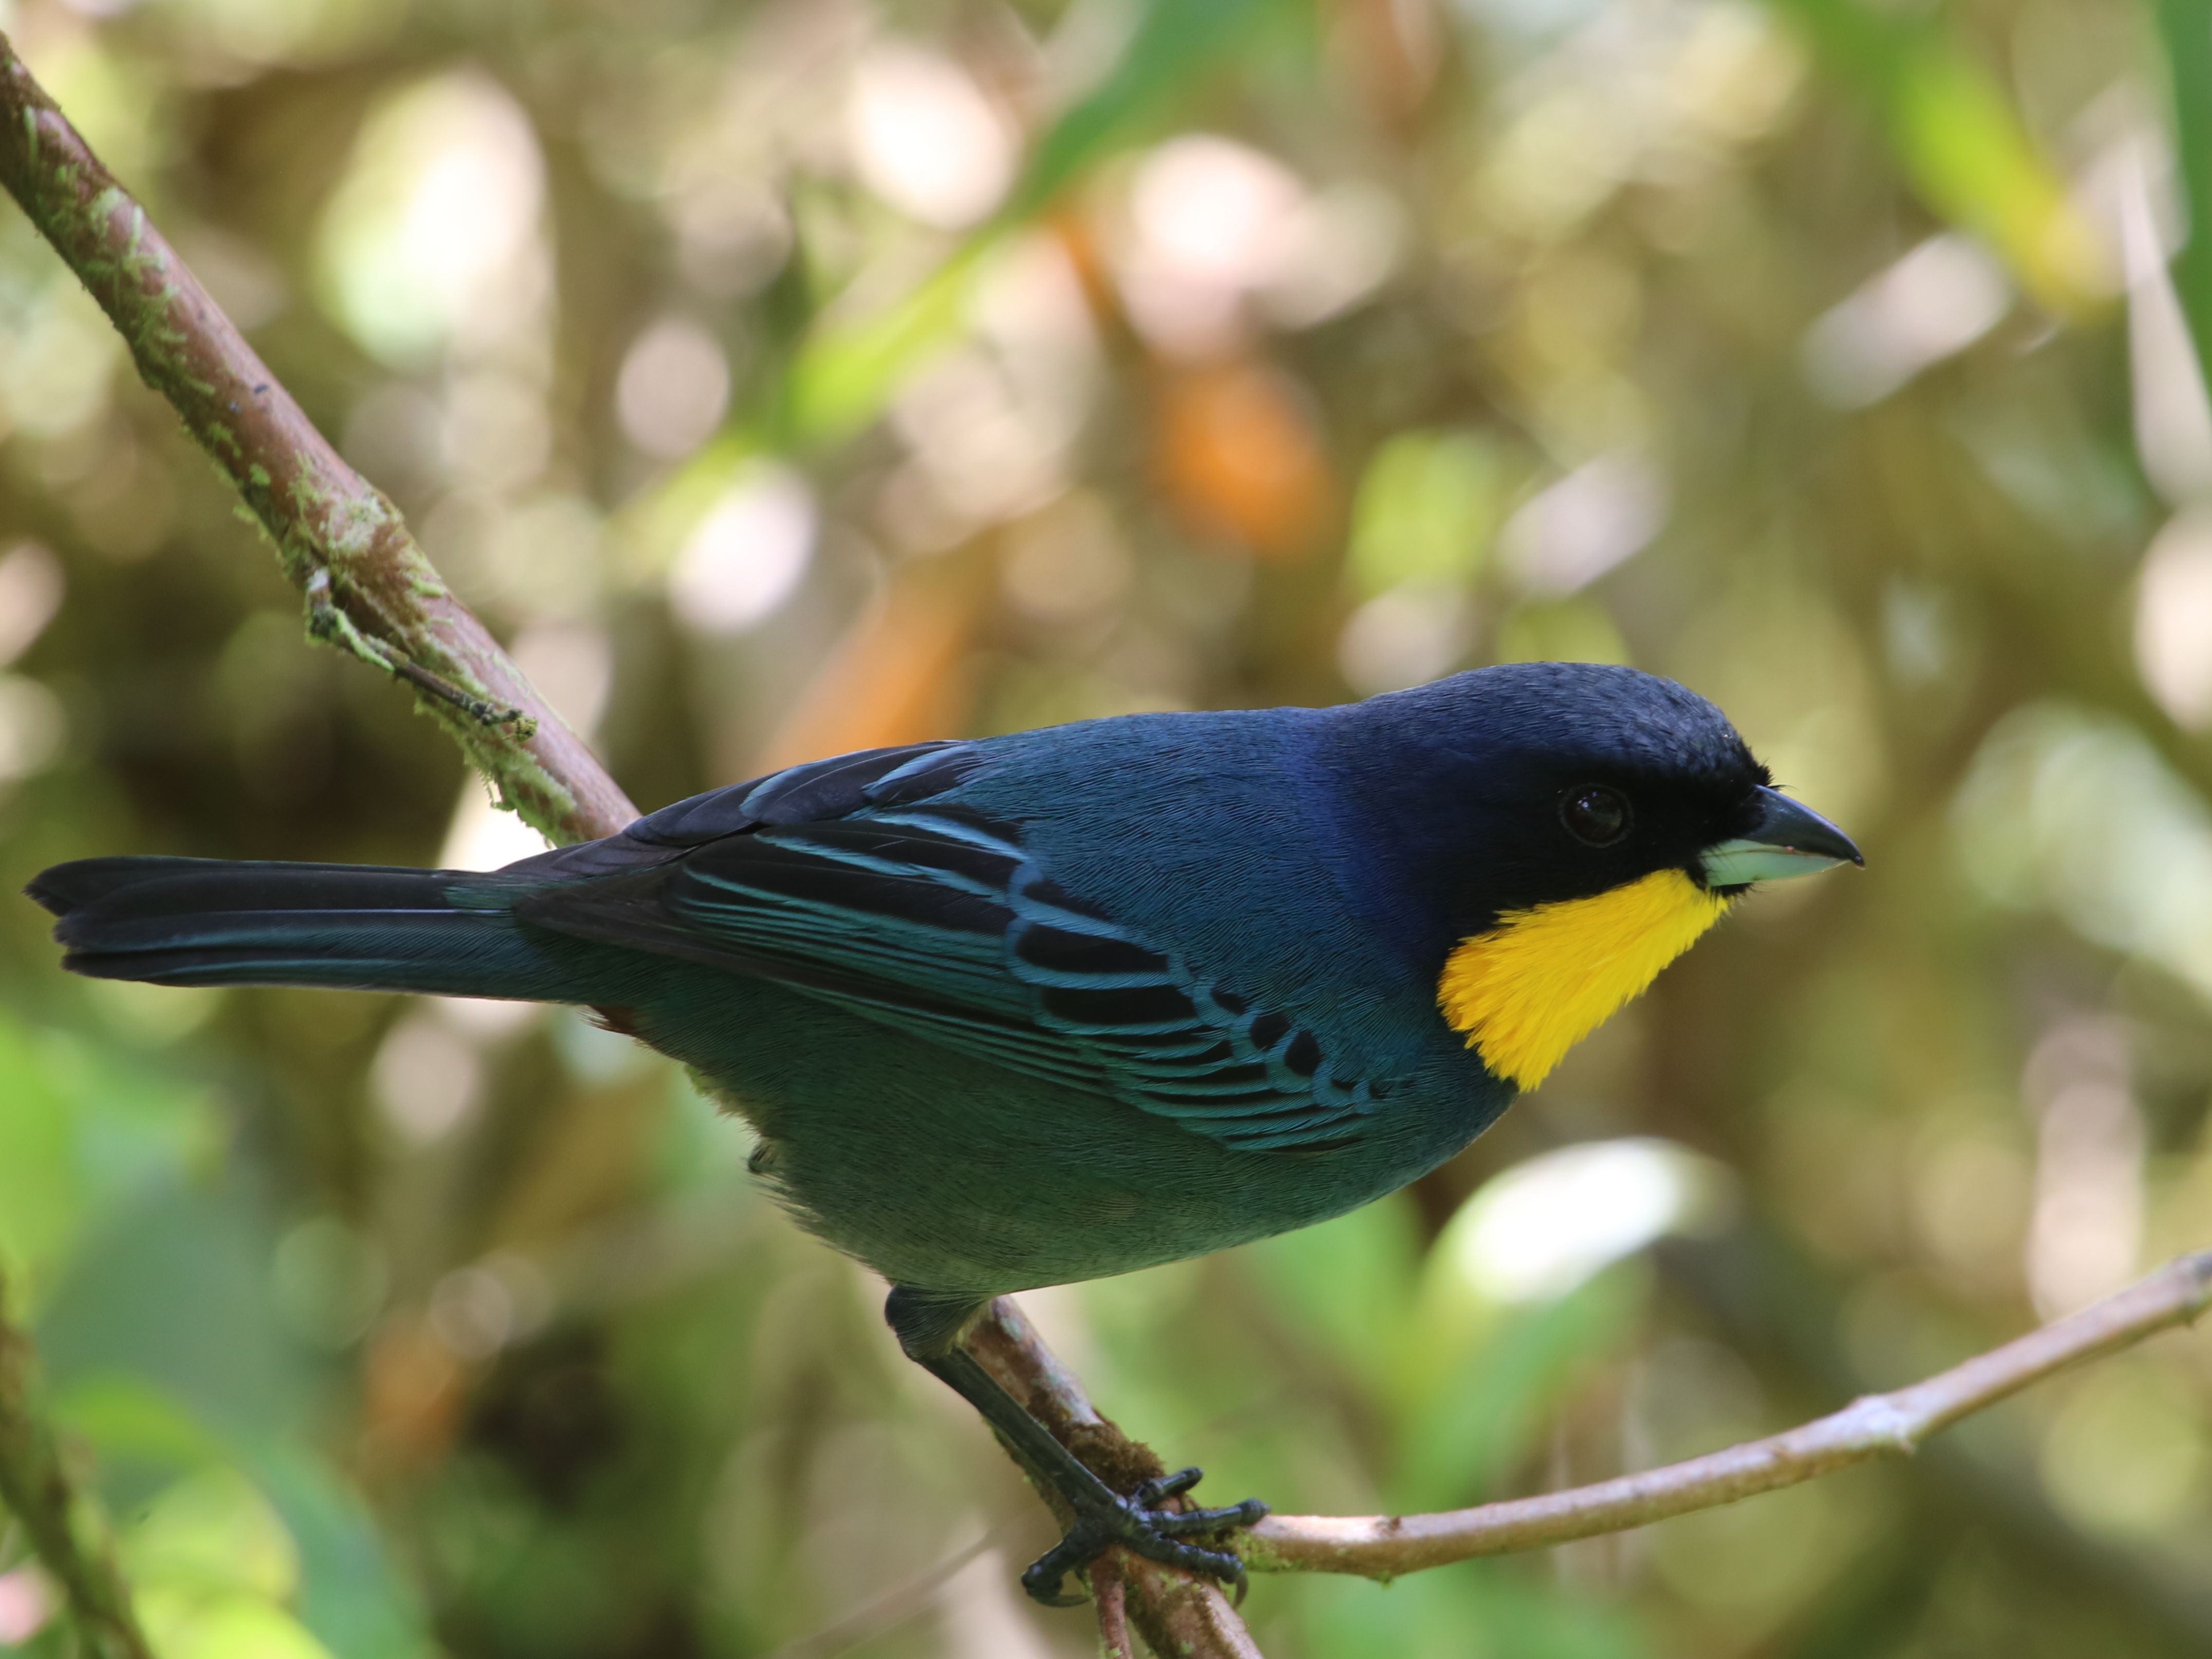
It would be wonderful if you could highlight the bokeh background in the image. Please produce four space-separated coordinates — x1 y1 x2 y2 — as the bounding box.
1 0 2209 1653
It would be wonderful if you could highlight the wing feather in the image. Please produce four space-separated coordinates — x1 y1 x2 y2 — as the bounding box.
517 744 1398 1151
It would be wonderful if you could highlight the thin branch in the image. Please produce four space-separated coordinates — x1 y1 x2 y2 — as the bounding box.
0 1272 153 1659
1242 1249 2212 1579
0 30 631 846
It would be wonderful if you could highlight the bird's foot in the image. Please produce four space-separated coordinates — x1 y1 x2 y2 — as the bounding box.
1020 1465 1268 1608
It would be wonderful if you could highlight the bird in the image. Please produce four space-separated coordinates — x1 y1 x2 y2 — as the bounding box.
28 661 1861 1605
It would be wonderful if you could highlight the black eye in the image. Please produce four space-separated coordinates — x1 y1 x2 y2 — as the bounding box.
1561 784 1632 847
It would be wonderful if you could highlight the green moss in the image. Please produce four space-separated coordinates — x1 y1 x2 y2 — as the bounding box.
5 97 600 854
438 720 578 843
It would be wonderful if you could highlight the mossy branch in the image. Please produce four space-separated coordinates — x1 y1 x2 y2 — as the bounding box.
0 28 636 1657
0 29 1251 1659
0 29 627 846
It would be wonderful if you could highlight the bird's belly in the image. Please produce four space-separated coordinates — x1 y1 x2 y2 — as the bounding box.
629 977 1499 1295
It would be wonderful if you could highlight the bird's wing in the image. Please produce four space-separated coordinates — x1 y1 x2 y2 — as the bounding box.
514 744 1394 1153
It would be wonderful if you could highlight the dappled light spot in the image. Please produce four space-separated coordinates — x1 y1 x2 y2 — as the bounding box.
1498 452 1666 598
0 541 63 668
370 1010 484 1145
617 317 733 461
315 73 547 368
1955 702 2212 1001
2134 510 2212 729
1802 235 2011 409
667 464 818 636
1438 1138 1733 1305
846 43 1017 231
0 1568 48 1646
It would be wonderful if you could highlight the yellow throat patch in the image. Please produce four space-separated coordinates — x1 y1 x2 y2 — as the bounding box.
1437 868 1731 1090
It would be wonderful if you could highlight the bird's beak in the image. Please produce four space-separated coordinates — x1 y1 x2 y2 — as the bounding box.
1698 786 1863 888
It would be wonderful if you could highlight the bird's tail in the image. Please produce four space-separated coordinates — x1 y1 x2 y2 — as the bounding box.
28 856 598 1004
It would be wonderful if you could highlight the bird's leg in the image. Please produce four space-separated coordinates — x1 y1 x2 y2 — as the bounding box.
885 1287 1268 1608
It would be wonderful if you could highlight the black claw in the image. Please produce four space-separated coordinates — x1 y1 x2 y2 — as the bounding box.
1021 1544 1094 1608
1135 1466 1205 1507
1156 1540 1249 1604
1017 1467 1268 1607
905 1328 1269 1613
1153 1498 1267 1537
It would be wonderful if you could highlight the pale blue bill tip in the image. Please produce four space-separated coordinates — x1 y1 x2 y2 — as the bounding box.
1699 787 1862 887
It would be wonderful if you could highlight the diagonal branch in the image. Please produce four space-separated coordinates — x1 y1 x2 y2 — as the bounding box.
0 31 631 846
967 1299 1259 1653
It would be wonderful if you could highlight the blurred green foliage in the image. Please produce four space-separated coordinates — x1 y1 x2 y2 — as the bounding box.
1 0 2211 1653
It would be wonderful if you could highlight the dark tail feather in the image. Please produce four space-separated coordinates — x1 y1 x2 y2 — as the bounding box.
29 856 595 1003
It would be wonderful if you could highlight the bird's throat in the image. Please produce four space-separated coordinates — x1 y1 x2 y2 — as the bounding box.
1437 868 1731 1090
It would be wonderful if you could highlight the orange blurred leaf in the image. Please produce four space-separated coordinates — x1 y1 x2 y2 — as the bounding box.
1154 360 1337 558
756 552 992 769
360 1314 464 1476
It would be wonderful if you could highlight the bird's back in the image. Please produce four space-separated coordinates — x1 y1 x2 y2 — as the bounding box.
600 707 1508 1292
943 706 1453 1071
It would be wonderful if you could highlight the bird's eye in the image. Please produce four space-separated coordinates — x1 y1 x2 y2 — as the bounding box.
1561 784 1632 847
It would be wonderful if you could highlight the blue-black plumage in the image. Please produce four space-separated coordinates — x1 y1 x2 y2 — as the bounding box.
28 660 1861 1600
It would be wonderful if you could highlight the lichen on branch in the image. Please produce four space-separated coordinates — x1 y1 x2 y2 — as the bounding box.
0 30 629 846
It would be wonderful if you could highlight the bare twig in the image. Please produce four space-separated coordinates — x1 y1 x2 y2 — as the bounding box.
968 1253 2212 1645
0 30 630 846
0 1273 153 1659
1242 1250 2212 1579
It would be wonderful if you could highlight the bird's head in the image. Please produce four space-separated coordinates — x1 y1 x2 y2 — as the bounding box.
1334 662 1861 1091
